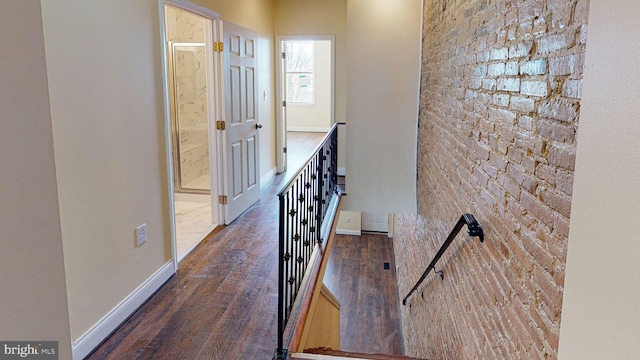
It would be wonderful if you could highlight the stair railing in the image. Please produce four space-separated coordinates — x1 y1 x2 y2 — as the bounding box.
275 123 339 359
402 214 484 305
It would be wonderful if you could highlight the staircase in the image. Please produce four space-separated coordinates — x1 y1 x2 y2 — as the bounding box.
276 124 424 360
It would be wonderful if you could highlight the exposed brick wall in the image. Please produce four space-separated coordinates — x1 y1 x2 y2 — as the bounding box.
394 0 589 358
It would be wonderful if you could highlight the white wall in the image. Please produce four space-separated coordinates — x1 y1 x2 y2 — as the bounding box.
0 1 72 358
344 0 421 213
558 0 640 358
287 40 333 132
274 0 347 172
41 0 172 342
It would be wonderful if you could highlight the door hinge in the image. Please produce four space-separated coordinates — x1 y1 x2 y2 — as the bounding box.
216 120 226 130
282 100 286 107
214 41 224 52
281 52 286 59
219 195 228 205
283 147 287 154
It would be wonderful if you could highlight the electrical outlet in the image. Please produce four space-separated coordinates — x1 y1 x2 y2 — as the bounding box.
136 223 147 247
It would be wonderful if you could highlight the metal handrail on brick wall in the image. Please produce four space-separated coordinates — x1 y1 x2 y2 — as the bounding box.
402 214 485 306
275 123 339 359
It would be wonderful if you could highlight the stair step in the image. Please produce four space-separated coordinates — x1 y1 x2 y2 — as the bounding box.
296 347 428 360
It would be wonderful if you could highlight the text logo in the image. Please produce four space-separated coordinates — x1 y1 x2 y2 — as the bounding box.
0 342 57 359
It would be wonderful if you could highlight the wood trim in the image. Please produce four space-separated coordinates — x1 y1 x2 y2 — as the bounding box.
285 244 323 351
164 0 220 20
296 349 428 360
298 285 341 350
287 194 344 352
297 257 338 350
296 199 343 351
287 127 332 133
291 354 357 360
319 284 340 310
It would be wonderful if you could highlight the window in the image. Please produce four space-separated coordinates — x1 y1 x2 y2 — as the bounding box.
285 41 315 104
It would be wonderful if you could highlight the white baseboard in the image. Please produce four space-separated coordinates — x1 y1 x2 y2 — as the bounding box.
260 167 277 189
336 211 361 236
71 261 175 360
287 127 331 133
336 228 362 236
337 167 346 176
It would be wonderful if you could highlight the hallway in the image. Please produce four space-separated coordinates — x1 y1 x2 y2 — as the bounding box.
87 132 403 359
88 134 324 359
89 164 288 359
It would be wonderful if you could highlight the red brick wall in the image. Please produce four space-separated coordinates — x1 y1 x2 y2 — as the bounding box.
394 0 589 358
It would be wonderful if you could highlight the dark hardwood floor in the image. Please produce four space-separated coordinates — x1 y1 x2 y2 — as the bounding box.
323 233 405 355
285 131 326 181
87 132 402 359
88 174 285 360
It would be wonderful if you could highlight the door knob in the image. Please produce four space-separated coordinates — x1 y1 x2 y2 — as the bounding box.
256 123 263 129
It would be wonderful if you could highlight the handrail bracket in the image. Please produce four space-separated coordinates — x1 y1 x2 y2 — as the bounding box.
462 213 484 242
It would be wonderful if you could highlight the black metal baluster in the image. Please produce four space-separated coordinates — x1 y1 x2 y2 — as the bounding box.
310 156 317 247
291 179 299 303
284 193 290 325
285 187 294 320
316 149 324 244
294 177 300 297
302 163 308 266
302 162 308 276
330 130 337 191
277 192 285 354
306 160 313 261
299 174 304 294
275 124 341 359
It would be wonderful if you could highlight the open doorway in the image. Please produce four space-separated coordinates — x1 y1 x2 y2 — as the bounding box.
276 37 335 174
164 3 219 262
162 2 262 265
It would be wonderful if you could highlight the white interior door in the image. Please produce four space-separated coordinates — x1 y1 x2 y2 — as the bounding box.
222 22 260 224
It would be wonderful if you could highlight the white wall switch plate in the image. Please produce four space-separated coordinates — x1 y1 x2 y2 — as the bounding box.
136 223 147 247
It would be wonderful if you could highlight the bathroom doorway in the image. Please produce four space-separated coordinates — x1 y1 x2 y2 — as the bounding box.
165 4 218 261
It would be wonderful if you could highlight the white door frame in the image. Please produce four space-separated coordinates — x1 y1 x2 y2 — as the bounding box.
275 35 336 174
159 0 224 271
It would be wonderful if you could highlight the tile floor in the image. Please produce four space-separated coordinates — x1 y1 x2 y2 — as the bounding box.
174 194 215 261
